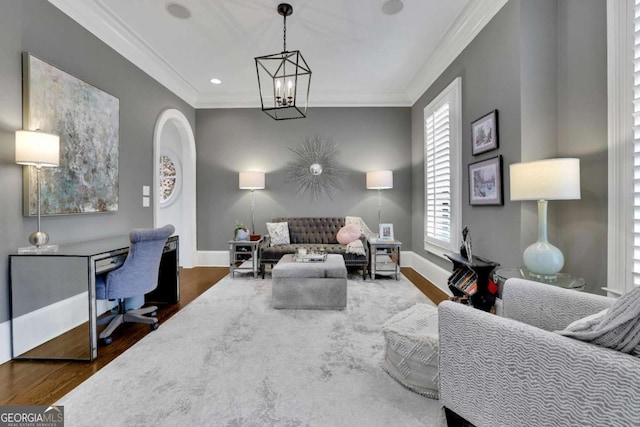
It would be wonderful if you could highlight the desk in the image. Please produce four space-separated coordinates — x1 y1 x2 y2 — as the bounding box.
9 235 179 361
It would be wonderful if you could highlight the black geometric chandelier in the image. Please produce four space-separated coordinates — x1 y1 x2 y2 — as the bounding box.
255 3 311 120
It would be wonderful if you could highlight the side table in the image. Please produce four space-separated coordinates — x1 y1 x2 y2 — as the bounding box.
445 253 499 312
493 267 586 297
229 238 263 278
368 238 402 280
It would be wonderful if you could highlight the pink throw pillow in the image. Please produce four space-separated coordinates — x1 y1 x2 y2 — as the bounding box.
337 223 362 245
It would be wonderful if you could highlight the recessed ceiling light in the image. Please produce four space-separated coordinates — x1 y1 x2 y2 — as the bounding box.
210 78 222 85
166 3 191 20
382 0 404 15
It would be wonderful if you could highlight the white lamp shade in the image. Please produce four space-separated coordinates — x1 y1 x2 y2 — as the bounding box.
239 171 265 190
15 130 60 167
510 158 580 201
366 170 393 189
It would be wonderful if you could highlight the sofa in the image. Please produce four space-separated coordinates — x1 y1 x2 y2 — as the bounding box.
439 278 640 427
260 217 369 279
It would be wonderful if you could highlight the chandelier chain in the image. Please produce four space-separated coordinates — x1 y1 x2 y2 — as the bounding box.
283 13 287 52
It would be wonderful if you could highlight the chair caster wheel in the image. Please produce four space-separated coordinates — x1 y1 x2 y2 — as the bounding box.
101 337 113 345
149 311 157 317
150 322 159 331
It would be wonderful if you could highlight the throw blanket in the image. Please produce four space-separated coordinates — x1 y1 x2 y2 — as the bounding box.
557 286 640 355
346 239 366 256
344 216 374 256
346 216 375 239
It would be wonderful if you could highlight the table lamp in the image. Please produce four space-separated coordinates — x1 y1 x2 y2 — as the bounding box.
510 158 580 278
15 129 60 248
366 170 393 228
239 171 265 234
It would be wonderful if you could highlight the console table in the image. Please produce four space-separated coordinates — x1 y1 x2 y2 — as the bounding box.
9 235 179 361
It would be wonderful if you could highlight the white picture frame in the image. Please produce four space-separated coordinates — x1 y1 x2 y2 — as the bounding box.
379 223 394 241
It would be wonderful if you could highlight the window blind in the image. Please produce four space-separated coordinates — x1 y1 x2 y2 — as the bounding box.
425 103 452 247
632 0 640 286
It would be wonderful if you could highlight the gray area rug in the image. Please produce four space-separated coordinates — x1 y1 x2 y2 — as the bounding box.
58 273 446 426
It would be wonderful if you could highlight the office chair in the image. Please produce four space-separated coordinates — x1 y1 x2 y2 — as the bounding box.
96 224 175 345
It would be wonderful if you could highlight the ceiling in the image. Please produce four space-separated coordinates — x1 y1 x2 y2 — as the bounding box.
49 0 507 108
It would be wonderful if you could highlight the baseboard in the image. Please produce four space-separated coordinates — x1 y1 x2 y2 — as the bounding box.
1 298 117 364
198 250 417 269
197 250 452 296
11 293 116 357
196 251 229 267
0 320 11 365
402 252 452 296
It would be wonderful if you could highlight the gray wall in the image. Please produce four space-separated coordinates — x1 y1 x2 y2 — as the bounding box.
556 0 608 290
0 1 195 323
410 0 608 293
196 108 411 250
411 0 524 271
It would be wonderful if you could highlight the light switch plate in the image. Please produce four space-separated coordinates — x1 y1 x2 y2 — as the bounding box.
143 196 150 207
142 185 150 196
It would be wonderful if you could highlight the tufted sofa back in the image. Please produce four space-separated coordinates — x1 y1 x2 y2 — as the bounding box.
272 217 345 245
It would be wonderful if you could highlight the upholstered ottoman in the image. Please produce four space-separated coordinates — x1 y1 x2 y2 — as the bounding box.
381 303 439 398
272 254 347 309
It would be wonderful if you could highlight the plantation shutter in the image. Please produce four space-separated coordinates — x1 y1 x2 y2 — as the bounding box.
425 103 452 248
633 0 640 287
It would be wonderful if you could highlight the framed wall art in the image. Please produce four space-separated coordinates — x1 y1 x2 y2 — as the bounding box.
285 134 345 200
22 52 120 216
469 155 503 206
471 110 498 155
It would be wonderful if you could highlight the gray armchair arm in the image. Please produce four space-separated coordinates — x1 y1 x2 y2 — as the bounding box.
358 234 369 257
502 278 615 331
439 301 640 427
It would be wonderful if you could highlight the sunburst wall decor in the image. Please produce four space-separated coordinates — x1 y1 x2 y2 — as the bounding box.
286 135 345 199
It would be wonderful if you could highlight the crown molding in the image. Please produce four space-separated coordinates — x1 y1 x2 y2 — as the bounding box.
48 0 200 106
307 92 413 108
405 0 509 104
49 0 506 109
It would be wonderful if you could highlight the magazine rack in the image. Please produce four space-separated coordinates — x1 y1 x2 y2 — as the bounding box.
445 253 499 312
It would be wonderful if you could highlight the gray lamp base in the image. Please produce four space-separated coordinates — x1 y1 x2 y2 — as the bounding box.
29 230 49 246
19 230 58 253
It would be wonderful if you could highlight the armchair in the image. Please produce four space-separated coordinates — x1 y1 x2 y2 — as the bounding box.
96 224 175 345
439 278 640 427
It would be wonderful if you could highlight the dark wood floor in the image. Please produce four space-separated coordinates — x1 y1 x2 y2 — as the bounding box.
0 266 445 406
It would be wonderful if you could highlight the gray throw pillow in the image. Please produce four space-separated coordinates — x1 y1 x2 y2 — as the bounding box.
266 222 290 246
557 287 640 356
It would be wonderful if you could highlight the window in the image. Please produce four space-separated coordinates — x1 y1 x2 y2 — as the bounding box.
607 0 635 295
633 0 640 289
159 150 181 205
424 77 462 255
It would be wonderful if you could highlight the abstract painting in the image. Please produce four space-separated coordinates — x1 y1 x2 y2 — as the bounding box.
22 53 119 215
